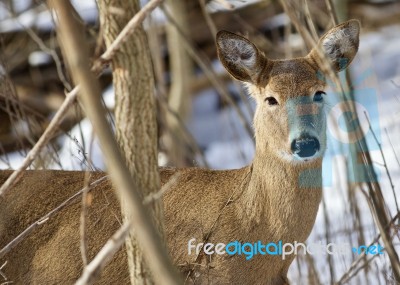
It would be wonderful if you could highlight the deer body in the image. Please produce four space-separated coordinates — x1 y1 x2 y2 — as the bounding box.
0 20 360 284
0 164 320 285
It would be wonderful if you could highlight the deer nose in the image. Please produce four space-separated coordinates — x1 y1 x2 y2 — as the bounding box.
291 136 320 158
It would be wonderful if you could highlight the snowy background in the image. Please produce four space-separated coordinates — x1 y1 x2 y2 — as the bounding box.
1 1 399 284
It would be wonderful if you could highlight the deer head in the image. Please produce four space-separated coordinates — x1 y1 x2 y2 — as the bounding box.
216 20 360 163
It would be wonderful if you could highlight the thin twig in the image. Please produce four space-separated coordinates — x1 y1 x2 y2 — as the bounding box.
281 1 400 281
98 0 164 63
74 222 131 285
161 4 255 140
0 0 165 197
80 172 91 267
157 92 209 167
143 173 180 205
335 209 400 284
0 176 109 259
385 128 400 169
148 13 207 166
184 168 251 283
80 130 100 266
324 0 338 26
0 170 178 261
199 0 218 38
303 0 319 41
322 194 336 282
23 24 72 91
0 261 8 281
355 109 400 284
364 112 399 215
50 1 181 284
0 85 79 197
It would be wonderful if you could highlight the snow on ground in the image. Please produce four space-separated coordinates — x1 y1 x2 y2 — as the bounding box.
290 24 400 284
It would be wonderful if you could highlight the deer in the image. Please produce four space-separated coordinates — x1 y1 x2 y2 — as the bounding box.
0 20 360 285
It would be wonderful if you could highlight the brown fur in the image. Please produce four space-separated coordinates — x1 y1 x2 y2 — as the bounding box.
0 20 360 285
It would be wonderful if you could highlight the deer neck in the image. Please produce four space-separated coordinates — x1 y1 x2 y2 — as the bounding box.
237 146 323 234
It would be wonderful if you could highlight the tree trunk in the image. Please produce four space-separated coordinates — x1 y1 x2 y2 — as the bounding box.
97 1 163 284
164 0 192 166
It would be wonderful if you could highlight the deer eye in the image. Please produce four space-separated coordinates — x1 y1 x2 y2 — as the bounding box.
313 91 326 102
265 97 279 106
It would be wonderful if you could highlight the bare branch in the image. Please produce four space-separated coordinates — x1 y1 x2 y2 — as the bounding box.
0 261 8 282
364 112 400 217
280 1 400 281
74 222 131 285
76 172 180 284
324 0 338 26
0 85 79 197
161 5 254 140
98 0 164 63
143 172 180 205
0 0 166 198
335 210 400 284
0 176 109 259
80 173 91 267
48 1 181 284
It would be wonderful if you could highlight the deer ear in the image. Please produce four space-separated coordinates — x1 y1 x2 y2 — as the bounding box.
309 19 360 72
216 31 268 83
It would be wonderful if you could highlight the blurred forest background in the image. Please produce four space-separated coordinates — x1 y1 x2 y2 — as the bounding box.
0 0 400 284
